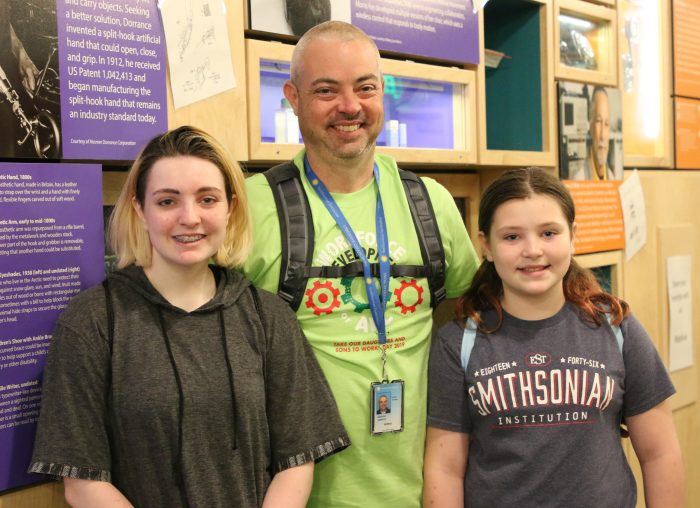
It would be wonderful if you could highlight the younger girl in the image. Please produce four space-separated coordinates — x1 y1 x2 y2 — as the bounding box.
424 167 684 507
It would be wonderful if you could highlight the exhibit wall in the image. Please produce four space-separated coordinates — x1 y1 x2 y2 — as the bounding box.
1 0 699 506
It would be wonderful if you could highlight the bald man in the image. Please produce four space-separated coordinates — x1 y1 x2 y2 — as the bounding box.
243 21 479 507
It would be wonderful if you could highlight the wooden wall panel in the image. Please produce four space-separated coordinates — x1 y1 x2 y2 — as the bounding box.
622 170 700 506
0 482 67 508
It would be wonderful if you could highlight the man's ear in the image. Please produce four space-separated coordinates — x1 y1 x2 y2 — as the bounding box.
478 231 493 262
283 80 299 115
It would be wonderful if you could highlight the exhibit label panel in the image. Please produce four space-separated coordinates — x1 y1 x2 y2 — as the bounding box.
249 0 479 64
58 0 167 160
0 162 104 492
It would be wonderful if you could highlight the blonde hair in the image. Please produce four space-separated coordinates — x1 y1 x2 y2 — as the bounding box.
290 20 381 86
109 126 251 269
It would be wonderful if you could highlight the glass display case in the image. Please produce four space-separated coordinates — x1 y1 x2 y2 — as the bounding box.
245 39 477 164
618 0 673 168
477 0 557 166
555 0 617 86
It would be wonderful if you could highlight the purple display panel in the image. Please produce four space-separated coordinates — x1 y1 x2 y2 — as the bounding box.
57 0 167 160
352 0 479 64
249 0 479 65
0 162 104 492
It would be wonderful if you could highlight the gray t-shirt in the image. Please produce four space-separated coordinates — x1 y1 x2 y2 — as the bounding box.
428 303 674 508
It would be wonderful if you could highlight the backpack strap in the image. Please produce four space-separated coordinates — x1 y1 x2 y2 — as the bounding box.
460 317 478 372
604 313 624 353
264 162 315 311
399 169 447 307
264 163 447 310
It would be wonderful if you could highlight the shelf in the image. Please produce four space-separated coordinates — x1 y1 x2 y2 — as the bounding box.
477 0 557 166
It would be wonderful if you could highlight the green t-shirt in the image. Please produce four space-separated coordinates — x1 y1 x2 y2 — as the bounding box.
243 151 479 507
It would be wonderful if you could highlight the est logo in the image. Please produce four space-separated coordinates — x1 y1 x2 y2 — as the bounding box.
526 352 551 367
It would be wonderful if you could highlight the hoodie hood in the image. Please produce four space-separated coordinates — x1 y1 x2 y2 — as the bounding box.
110 264 251 313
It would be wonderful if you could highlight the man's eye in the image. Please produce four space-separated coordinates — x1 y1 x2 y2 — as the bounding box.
315 87 333 95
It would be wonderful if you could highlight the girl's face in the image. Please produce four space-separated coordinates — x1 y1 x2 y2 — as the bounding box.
480 194 575 316
134 155 231 272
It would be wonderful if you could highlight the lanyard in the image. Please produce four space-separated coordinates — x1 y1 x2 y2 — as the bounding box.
303 156 391 346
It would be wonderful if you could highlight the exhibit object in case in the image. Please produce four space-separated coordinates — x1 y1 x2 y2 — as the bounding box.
555 0 617 86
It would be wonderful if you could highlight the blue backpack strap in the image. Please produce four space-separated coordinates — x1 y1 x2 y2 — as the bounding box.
604 313 624 353
460 317 478 373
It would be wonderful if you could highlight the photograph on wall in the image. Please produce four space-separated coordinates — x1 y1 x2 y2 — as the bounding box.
1 0 61 159
557 81 623 181
248 0 479 65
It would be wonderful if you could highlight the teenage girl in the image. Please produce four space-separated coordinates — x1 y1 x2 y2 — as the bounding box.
423 167 684 507
30 126 348 507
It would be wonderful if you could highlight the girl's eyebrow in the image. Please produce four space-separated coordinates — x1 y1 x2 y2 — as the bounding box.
151 186 224 196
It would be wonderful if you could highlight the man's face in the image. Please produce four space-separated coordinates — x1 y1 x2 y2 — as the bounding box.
284 37 384 166
379 396 388 411
589 91 610 171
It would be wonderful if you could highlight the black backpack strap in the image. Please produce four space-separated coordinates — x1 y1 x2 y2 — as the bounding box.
264 163 447 310
304 262 428 279
399 169 446 307
263 162 315 311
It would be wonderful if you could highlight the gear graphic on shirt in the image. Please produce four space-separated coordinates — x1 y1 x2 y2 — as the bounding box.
393 279 424 314
305 280 341 316
340 276 370 313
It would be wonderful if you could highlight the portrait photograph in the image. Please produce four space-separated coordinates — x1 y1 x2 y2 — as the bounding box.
558 81 623 181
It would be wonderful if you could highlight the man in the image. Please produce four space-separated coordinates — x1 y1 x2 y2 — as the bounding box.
376 395 390 415
243 21 479 507
584 86 613 181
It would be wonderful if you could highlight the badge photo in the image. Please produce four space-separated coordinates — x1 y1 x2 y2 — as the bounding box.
370 380 404 435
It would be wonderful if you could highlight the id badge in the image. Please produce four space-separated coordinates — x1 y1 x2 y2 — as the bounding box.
370 380 404 435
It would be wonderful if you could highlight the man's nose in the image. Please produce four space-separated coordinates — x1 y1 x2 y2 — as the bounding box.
337 89 361 115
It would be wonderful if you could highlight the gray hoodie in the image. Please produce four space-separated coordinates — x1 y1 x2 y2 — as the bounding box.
30 265 349 507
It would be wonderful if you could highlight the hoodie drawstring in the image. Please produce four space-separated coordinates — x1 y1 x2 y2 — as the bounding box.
218 309 238 450
157 308 190 505
157 307 239 503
